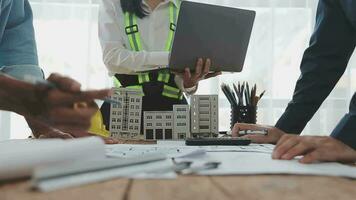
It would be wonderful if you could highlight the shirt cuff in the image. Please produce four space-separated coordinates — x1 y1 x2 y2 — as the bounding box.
174 75 197 95
330 113 356 150
0 65 44 81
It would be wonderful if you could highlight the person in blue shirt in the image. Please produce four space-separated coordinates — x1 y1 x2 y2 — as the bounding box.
0 0 43 80
0 0 118 143
233 0 356 163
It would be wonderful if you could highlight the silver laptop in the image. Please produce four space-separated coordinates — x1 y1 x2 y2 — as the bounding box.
169 1 255 72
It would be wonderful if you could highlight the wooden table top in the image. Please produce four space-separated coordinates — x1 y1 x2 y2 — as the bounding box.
1 175 356 200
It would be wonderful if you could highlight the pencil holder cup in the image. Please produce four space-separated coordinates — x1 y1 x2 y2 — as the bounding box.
230 105 257 130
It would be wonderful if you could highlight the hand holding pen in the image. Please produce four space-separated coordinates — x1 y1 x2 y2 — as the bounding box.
20 73 113 135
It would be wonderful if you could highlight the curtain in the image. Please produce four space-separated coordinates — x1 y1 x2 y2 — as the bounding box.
0 0 355 139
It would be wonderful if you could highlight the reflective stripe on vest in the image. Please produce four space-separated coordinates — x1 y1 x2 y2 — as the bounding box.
162 85 183 100
138 72 150 84
157 69 170 83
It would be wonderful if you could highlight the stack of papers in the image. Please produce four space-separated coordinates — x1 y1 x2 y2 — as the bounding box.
0 137 105 180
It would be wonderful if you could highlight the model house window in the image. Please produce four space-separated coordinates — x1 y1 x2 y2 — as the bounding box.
118 118 121 123
166 122 172 126
135 119 139 123
130 119 134 123
129 126 133 130
146 129 154 140
200 125 209 129
156 123 162 126
166 115 172 119
165 129 173 140
111 125 115 129
131 98 135 102
112 111 117 115
130 112 134 116
156 116 162 119
179 133 186 139
136 98 140 103
177 123 186 126
147 116 153 119
156 129 163 139
135 105 140 109
130 105 135 109
147 123 152 127
135 112 140 116
112 118 116 122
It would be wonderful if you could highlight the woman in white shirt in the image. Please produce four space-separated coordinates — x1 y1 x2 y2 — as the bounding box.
98 0 221 132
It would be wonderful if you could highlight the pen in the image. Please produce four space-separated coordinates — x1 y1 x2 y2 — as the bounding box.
259 90 266 99
239 129 268 136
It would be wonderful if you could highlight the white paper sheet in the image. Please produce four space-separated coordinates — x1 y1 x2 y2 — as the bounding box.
178 152 356 179
33 159 175 192
0 137 105 180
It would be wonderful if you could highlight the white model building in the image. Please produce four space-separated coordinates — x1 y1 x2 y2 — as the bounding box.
173 105 190 140
190 95 219 137
144 111 174 140
109 88 143 139
143 105 190 140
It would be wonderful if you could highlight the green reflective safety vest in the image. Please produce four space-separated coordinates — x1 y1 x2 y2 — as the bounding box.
114 2 182 100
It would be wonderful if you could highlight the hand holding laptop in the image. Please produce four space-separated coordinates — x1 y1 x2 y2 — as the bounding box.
172 58 222 88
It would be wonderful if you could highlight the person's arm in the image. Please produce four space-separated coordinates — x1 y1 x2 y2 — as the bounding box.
330 93 356 150
0 75 33 114
0 74 111 133
275 0 356 134
0 0 44 81
98 0 169 75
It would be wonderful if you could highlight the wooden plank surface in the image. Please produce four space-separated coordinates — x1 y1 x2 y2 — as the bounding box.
210 175 356 200
1 176 356 200
128 176 227 200
0 179 129 200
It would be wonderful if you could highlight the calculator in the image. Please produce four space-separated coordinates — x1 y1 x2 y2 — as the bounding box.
185 138 251 146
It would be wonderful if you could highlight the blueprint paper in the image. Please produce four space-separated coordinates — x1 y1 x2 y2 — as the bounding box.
105 141 275 158
191 152 356 179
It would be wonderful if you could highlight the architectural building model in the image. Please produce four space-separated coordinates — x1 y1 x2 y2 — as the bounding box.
108 89 218 140
190 95 219 138
143 111 174 140
143 105 190 140
109 88 143 139
172 105 190 140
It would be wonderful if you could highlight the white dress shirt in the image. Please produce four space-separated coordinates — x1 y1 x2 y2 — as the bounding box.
99 0 196 93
